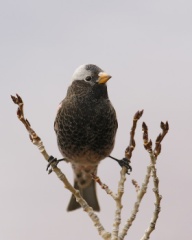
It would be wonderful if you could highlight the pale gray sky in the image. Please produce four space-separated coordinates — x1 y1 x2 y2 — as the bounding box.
1 0 192 239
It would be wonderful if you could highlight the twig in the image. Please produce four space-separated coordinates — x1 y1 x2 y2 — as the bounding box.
111 110 143 240
142 122 153 153
132 179 140 193
140 156 162 240
140 122 169 240
119 121 169 240
125 110 144 159
154 121 169 157
91 173 117 200
93 110 143 240
111 167 127 240
11 94 111 240
119 164 152 240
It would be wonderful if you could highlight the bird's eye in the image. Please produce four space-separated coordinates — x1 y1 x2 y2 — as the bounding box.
85 76 92 81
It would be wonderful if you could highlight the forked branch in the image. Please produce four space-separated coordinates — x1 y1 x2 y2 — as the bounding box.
11 94 169 240
93 110 144 240
119 121 169 240
140 121 169 240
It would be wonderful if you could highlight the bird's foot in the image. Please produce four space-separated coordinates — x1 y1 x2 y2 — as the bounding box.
108 156 132 174
46 156 66 174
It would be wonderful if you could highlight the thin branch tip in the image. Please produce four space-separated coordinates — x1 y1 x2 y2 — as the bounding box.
160 121 169 132
11 95 17 104
134 109 144 120
142 121 147 129
140 109 144 116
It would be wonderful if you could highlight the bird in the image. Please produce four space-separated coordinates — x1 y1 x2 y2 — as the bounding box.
54 64 118 211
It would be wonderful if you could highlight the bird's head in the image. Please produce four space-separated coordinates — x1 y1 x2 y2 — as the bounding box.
71 64 111 86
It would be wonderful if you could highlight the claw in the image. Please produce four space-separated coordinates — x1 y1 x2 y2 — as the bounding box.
46 156 65 174
108 156 132 174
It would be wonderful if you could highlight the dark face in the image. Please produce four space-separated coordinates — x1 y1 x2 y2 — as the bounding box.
83 64 103 84
71 64 111 86
68 64 111 99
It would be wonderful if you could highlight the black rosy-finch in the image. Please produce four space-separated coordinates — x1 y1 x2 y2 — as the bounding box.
54 64 118 211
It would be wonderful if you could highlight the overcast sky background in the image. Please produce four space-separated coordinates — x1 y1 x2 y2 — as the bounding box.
1 0 192 239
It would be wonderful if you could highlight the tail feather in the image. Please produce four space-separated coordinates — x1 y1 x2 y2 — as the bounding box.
67 180 100 211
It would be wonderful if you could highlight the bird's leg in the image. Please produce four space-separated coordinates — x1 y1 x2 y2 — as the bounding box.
108 156 132 174
46 155 67 174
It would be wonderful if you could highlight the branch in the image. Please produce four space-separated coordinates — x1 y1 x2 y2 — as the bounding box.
111 110 143 240
91 173 117 200
119 121 169 240
11 94 111 240
140 121 169 240
11 94 169 240
119 164 152 240
125 110 144 159
140 158 162 240
93 110 143 240
154 121 169 157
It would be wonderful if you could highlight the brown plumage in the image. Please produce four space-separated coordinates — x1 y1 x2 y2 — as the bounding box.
54 64 118 211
